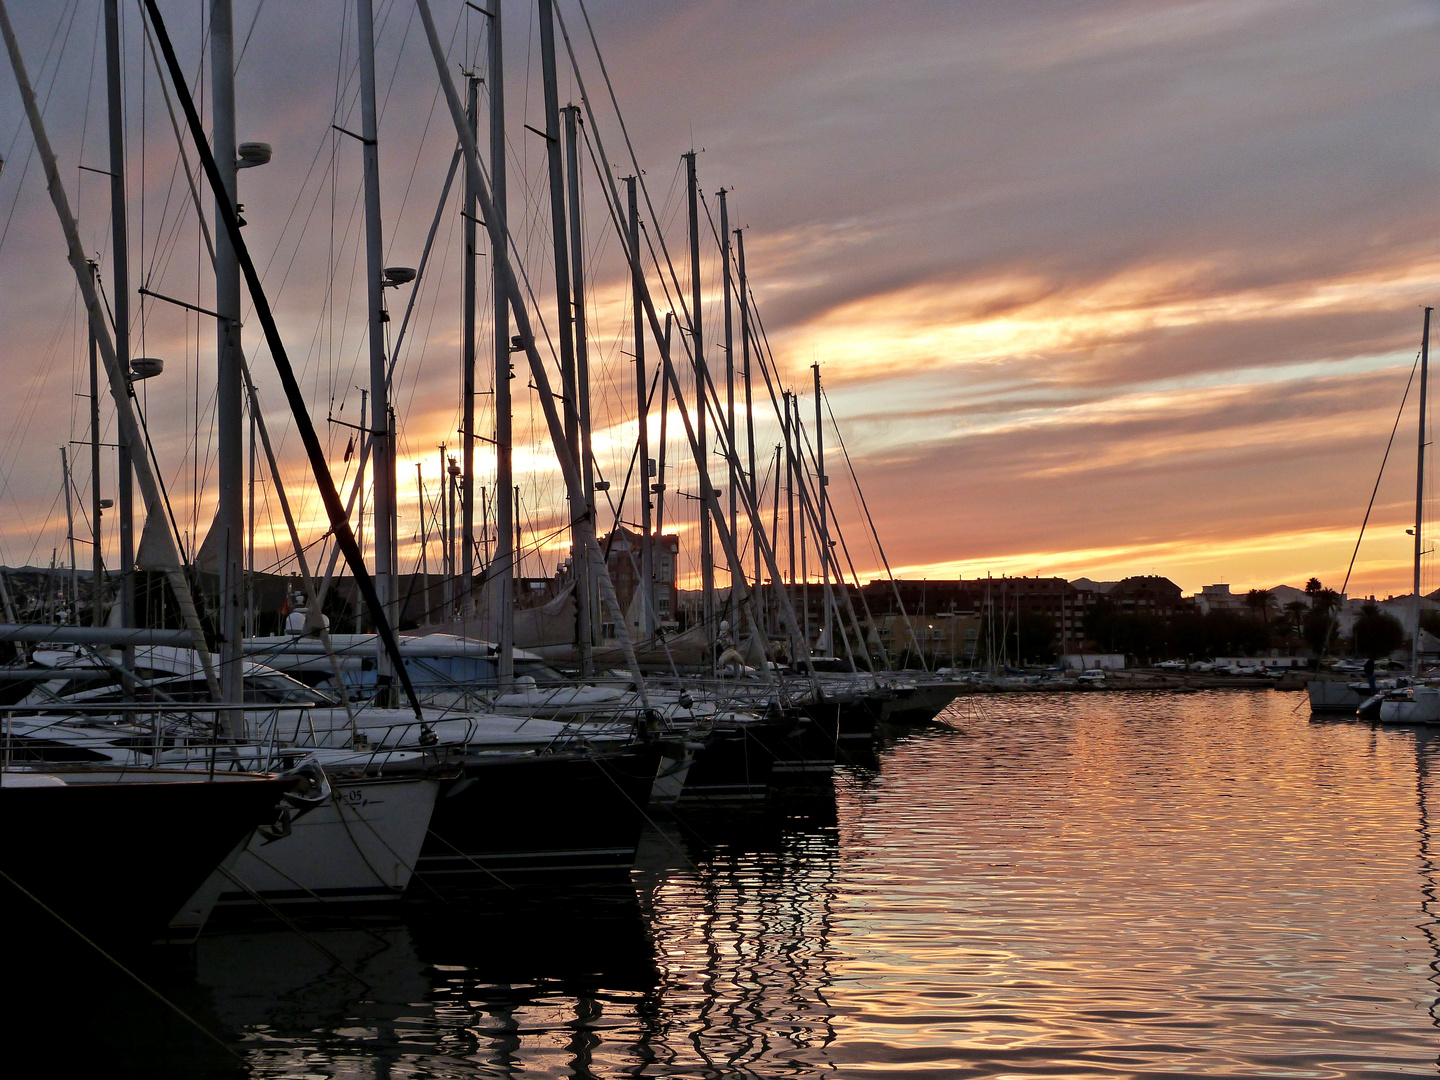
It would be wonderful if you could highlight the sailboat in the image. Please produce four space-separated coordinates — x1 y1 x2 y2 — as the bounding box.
1371 308 1440 725
1305 309 1435 719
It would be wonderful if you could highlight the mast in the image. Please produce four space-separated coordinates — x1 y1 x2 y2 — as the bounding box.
448 453 459 614
720 189 736 632
784 390 795 590
417 463 428 625
770 442 781 633
565 103 596 651
628 176 652 640
438 442 448 606
211 0 244 701
246 402 255 635
736 228 758 629
537 0 589 673
489 0 513 687
656 313 672 538
814 363 831 657
1416 305 1432 677
104 0 132 646
461 74 479 617
418 0 653 702
685 151 714 646
1 0 223 701
61 447 76 620
795 393 809 655
88 262 103 626
357 0 395 700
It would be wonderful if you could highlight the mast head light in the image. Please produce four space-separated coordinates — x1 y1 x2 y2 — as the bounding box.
383 266 416 288
237 142 273 169
130 357 164 380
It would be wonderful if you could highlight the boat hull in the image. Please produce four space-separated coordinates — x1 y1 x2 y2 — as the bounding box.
416 744 662 884
0 772 288 956
677 723 776 806
1378 690 1440 725
1307 679 1371 714
879 681 964 725
189 773 441 920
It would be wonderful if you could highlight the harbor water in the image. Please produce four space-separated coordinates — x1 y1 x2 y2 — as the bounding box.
35 690 1440 1076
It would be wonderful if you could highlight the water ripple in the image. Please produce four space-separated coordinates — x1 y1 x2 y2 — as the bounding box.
69 690 1439 1077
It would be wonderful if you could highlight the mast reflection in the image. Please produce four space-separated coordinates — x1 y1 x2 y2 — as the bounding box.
1414 730 1440 1048
636 789 842 1076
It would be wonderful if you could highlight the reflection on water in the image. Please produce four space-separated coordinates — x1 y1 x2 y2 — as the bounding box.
1416 731 1440 1037
17 692 1440 1076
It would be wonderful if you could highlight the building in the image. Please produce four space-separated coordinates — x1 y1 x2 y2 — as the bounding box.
598 526 680 629
861 576 1101 656
1104 576 1186 617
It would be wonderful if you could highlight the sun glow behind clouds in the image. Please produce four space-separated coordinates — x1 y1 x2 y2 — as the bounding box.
769 259 1436 389
890 521 1418 600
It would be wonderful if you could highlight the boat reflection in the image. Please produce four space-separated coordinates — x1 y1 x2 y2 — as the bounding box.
189 781 845 1077
1414 730 1440 1045
633 786 842 1077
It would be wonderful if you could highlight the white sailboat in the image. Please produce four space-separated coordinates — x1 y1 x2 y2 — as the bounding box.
1375 308 1440 725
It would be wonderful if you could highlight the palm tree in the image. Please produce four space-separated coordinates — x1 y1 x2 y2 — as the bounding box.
1284 599 1308 636
1305 577 1323 596
1245 588 1274 628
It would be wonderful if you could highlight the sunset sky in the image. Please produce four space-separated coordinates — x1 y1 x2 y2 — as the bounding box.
0 0 1436 600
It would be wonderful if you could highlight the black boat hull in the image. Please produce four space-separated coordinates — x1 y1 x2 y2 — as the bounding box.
678 723 777 806
416 744 662 885
0 773 289 956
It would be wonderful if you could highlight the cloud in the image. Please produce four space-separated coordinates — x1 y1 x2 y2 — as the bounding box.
0 0 1436 600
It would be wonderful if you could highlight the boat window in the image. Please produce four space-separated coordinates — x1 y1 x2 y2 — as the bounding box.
243 674 333 705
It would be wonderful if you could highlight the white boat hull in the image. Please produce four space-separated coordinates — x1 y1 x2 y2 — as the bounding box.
187 773 440 913
1306 680 1370 713
1379 688 1440 726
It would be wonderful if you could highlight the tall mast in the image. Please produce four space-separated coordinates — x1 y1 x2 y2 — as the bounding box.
103 0 133 644
357 0 394 699
448 452 458 613
685 150 713 643
417 463 428 625
1415 305 1432 677
736 228 758 629
656 313 672 538
784 390 795 590
61 447 76 620
418 0 654 702
247 404 255 634
770 442 781 633
211 0 244 700
565 103 596 651
88 262 103 626
438 442 449 600
719 188 737 631
814 363 831 656
796 392 809 655
461 74 479 617
628 175 652 640
537 0 589 673
489 0 513 686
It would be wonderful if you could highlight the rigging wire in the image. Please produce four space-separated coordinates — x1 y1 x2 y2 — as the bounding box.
1318 347 1422 659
